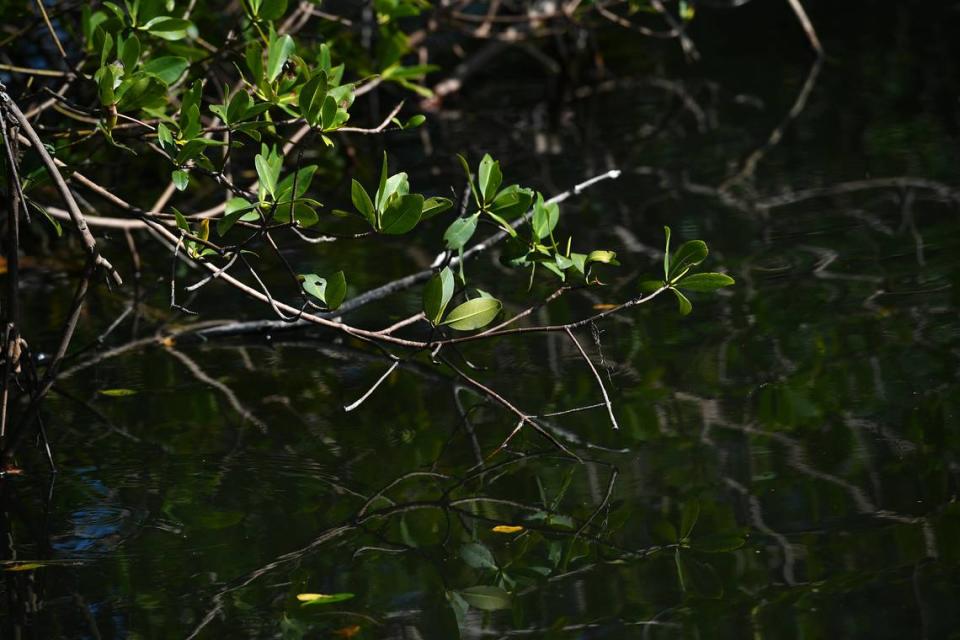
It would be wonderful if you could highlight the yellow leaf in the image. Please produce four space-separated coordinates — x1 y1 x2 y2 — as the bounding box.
592 303 617 311
333 625 361 638
297 593 322 602
296 592 354 605
5 563 43 572
492 525 524 534
159 336 176 348
198 218 210 242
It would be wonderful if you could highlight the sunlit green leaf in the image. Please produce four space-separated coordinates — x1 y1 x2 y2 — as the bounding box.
442 297 501 331
218 197 258 236
444 214 479 251
276 165 317 201
424 267 454 325
531 193 558 240
300 271 345 309
143 16 194 40
671 288 693 316
172 169 189 191
254 152 279 198
324 270 347 310
421 196 453 221
380 193 423 235
669 240 708 281
351 179 376 227
266 33 295 83
478 153 502 206
675 272 735 291
119 33 139 71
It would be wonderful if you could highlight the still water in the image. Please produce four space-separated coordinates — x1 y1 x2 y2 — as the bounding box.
3 3 960 638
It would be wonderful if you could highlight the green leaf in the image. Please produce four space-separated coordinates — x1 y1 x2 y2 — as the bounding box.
689 532 746 553
319 94 338 130
273 201 319 228
28 201 62 237
663 225 671 280
143 17 193 40
245 42 264 84
217 197 258 236
298 72 327 125
254 152 279 198
460 543 497 570
456 153 478 208
301 274 330 306
266 33 295 83
379 193 423 235
323 270 347 310
423 267 454 325
174 208 190 233
116 73 166 110
377 172 410 213
157 122 174 149
179 103 202 139
531 193 558 240
671 288 693 316
458 585 511 611
420 196 453 221
489 184 534 220
675 272 735 292
226 90 250 124
351 179 376 227
96 64 117 105
297 592 354 606
443 214 479 251
257 0 288 20
375 152 389 212
141 55 189 85
669 240 708 281
442 297 502 331
172 169 189 191
99 31 114 68
477 153 502 206
276 165 317 201
119 33 139 71
679 499 700 540
675 550 723 598
404 114 426 129
98 388 138 397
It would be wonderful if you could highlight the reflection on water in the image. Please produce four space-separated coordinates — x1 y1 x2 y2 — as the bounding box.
4 3 960 639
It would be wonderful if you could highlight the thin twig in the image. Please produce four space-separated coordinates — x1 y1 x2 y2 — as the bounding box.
565 327 619 430
343 359 400 412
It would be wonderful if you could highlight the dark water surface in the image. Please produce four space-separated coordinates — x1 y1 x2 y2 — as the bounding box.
4 3 960 638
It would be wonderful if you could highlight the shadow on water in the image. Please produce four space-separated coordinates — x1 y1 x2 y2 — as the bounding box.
3 1 960 638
